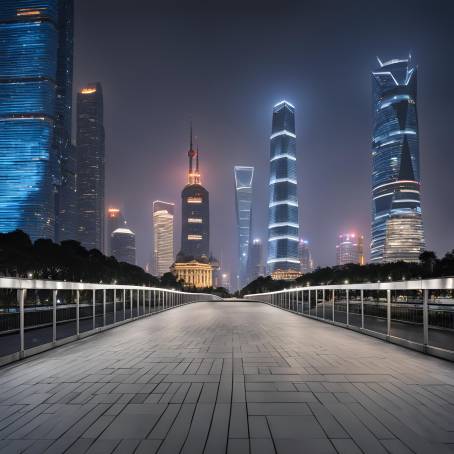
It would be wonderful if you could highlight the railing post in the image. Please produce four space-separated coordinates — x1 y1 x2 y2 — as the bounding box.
423 289 429 347
76 290 80 336
143 289 145 314
387 289 391 337
322 289 325 319
346 289 349 327
332 290 335 322
19 288 25 354
92 290 96 330
308 290 311 316
130 289 133 317
361 289 364 329
137 289 140 316
113 289 117 323
153 289 156 312
103 289 106 326
53 289 57 342
123 288 126 320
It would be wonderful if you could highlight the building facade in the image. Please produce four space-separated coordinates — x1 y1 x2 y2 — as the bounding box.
267 100 300 273
298 239 315 274
171 260 213 289
248 238 265 282
76 83 105 251
336 233 364 266
0 1 60 240
371 56 425 263
106 207 124 255
153 201 175 276
111 227 136 265
55 0 75 242
234 166 254 288
178 131 209 260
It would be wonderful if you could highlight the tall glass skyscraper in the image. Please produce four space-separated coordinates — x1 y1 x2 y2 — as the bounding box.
111 227 136 265
0 1 60 240
234 166 254 287
153 201 175 276
76 83 105 251
55 0 75 242
267 100 300 273
371 56 425 263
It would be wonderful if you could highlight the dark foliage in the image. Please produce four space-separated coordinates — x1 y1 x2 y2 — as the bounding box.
0 230 159 286
241 250 454 295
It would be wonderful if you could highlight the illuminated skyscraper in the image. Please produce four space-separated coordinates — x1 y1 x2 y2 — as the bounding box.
248 238 265 282
55 0 75 242
267 100 300 273
234 166 254 287
371 56 425 263
153 201 175 276
336 233 364 266
106 208 124 255
0 0 72 241
178 128 209 260
298 239 315 274
111 227 136 265
76 83 105 251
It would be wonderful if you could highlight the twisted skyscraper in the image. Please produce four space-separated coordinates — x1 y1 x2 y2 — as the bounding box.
371 56 425 263
267 100 300 273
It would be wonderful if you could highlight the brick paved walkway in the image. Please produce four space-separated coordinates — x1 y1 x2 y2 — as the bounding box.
1 301 454 454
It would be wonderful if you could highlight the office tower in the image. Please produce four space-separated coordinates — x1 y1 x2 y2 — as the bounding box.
267 100 300 273
55 0 75 242
234 166 254 287
178 129 209 260
371 56 425 263
299 239 315 274
336 233 364 266
106 208 124 255
76 83 105 251
221 273 231 291
111 227 136 265
248 238 265 282
0 1 63 240
153 201 175 276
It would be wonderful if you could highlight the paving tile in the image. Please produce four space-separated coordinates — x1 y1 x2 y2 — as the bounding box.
1 301 454 453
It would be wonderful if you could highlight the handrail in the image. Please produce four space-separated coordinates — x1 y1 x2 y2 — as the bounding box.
244 278 454 362
0 278 221 366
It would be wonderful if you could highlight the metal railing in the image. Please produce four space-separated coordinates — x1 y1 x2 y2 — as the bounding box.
0 278 221 366
244 278 454 361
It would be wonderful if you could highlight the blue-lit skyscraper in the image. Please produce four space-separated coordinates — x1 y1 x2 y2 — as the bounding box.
0 1 60 240
267 100 300 273
371 56 425 263
234 166 254 287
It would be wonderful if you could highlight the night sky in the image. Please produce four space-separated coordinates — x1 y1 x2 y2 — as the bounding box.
74 0 454 279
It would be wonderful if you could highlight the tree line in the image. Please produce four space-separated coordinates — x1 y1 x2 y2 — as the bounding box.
241 250 454 295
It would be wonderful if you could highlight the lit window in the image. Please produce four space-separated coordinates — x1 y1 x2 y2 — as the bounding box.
188 218 202 223
187 197 202 204
188 234 202 240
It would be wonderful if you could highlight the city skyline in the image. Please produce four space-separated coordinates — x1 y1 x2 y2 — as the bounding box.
76 1 453 276
1 1 453 285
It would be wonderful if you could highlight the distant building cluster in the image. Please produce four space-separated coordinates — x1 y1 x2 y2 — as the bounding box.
0 2 427 289
336 234 364 266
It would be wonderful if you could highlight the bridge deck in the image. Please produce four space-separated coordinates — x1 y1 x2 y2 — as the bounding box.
1 301 454 454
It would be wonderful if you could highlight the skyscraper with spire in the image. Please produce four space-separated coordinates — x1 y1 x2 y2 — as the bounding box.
177 127 210 260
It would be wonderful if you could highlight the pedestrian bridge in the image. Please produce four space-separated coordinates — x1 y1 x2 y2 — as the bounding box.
1 287 454 453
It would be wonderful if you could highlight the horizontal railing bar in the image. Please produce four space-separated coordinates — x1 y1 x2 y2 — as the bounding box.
0 277 212 294
245 277 454 295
